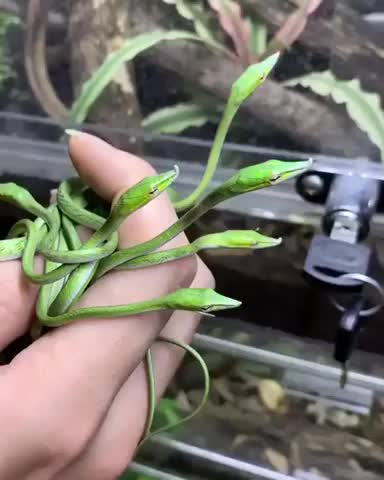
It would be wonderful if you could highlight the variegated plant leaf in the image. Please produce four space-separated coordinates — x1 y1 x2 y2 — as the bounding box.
142 103 219 134
247 17 268 59
69 30 201 123
284 70 384 161
161 0 229 53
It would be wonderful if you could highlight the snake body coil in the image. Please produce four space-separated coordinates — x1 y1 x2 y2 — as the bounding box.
0 54 312 442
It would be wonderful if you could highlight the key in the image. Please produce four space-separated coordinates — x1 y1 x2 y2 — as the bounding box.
334 296 365 389
303 235 373 291
340 361 349 389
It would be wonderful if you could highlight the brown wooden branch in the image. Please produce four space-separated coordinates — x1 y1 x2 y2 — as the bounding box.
241 0 384 95
2 0 65 27
68 0 142 132
128 0 375 158
24 0 142 146
24 0 380 157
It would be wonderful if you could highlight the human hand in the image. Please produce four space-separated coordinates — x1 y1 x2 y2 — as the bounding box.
0 132 214 480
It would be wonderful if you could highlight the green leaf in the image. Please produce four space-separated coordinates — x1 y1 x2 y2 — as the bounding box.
119 471 155 480
162 0 230 55
0 11 19 34
0 12 19 88
69 30 202 123
163 0 216 43
151 398 183 431
284 70 384 161
247 18 268 58
142 103 219 134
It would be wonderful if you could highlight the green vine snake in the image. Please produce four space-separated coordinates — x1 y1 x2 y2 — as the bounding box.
0 52 312 443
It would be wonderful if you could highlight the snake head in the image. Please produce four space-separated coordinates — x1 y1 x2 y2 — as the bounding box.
165 288 241 313
0 183 42 210
211 230 282 249
114 166 180 215
230 52 280 106
229 158 312 193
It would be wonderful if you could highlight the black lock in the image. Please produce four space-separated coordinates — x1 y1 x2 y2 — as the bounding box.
303 172 380 292
322 174 380 242
303 235 374 291
300 169 382 380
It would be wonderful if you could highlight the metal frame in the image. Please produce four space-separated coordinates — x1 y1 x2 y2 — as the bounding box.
1 113 384 234
1 112 384 480
193 333 384 393
151 436 298 480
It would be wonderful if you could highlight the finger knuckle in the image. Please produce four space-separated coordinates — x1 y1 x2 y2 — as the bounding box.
0 404 86 474
3 391 89 470
30 425 90 471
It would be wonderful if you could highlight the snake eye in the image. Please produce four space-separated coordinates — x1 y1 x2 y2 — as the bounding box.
149 187 158 196
269 174 281 184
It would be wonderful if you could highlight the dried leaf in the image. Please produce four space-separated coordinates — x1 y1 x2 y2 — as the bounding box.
328 409 360 429
176 390 193 412
356 437 374 448
276 0 321 45
264 0 323 56
238 396 263 413
258 379 285 411
232 434 249 448
207 0 251 65
213 378 235 403
292 0 323 14
348 459 364 473
264 448 289 474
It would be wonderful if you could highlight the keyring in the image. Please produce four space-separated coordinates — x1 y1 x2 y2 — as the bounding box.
329 273 384 317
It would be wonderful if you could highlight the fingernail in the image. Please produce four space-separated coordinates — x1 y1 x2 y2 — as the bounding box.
64 128 83 137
